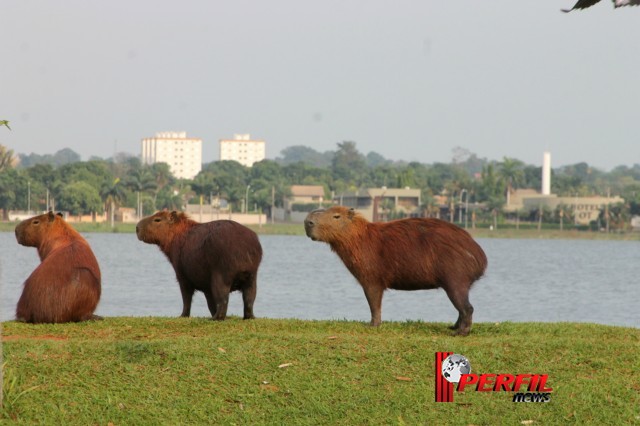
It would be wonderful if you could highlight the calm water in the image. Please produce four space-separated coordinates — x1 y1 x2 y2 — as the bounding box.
1 232 638 328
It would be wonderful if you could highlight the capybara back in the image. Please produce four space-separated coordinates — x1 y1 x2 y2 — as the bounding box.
15 212 101 323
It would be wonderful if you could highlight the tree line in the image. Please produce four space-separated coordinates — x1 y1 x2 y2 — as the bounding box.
1 141 640 228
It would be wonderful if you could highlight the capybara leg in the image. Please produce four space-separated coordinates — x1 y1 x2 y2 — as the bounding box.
449 317 461 331
241 277 257 320
444 285 474 336
362 286 384 326
206 293 229 321
178 283 194 317
86 314 103 321
206 278 230 320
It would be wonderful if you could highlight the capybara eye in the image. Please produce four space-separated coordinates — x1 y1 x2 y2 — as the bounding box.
32 220 40 225
153 218 162 222
333 214 341 219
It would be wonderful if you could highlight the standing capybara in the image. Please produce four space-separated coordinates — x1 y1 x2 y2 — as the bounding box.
304 206 487 336
15 212 101 323
136 211 262 320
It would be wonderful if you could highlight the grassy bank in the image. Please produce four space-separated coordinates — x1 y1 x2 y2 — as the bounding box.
2 318 638 424
2 219 640 240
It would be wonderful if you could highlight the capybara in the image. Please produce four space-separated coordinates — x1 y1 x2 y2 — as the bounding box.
136 210 262 320
304 206 487 335
15 212 101 323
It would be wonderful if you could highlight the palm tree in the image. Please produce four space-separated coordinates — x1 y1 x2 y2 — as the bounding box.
125 168 157 218
498 157 525 207
100 178 126 228
150 162 174 207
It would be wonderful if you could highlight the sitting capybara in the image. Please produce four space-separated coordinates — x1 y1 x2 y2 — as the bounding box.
136 210 262 320
15 212 101 323
304 206 487 335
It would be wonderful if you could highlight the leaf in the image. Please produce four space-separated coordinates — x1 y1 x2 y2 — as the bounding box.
217 347 226 353
278 363 293 368
395 376 412 381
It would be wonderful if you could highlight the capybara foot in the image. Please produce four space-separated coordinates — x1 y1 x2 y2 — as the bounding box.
451 327 471 337
243 314 255 320
89 314 103 321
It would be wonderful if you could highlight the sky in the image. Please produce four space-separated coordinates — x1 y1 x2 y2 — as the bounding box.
1 1 639 171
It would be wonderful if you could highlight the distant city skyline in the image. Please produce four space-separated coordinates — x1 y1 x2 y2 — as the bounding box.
2 1 639 171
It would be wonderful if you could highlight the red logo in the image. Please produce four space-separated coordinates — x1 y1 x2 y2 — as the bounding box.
435 352 552 403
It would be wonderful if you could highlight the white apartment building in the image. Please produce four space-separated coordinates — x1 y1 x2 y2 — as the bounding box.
219 134 266 167
141 131 202 179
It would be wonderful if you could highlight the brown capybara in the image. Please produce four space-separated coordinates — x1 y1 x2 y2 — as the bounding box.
136 210 262 320
15 212 101 323
304 206 487 336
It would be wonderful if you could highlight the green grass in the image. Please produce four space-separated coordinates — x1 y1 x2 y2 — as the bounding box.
2 318 638 424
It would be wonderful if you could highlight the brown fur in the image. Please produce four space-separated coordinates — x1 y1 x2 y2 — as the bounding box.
136 210 263 320
304 206 487 335
15 212 101 323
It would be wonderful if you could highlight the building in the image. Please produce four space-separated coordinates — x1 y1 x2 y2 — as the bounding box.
504 152 624 225
336 187 421 222
141 131 202 179
286 185 325 210
219 134 265 167
271 185 327 223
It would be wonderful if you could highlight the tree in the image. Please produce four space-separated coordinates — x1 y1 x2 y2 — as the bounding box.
331 141 367 186
58 160 113 190
0 168 18 220
366 151 391 168
198 161 249 210
57 181 103 218
0 145 15 172
19 148 82 168
498 157 525 206
276 146 333 168
150 162 175 207
100 178 126 228
478 164 505 223
125 167 157 217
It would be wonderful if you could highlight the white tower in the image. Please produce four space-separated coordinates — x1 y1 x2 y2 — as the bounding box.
542 152 551 195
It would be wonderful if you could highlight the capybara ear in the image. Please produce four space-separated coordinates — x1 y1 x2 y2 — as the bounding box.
170 211 179 223
348 208 356 219
47 211 56 222
56 212 63 218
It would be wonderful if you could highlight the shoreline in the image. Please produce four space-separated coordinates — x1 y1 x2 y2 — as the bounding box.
2 220 639 240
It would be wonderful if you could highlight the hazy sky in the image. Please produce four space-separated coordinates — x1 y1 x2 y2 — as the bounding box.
2 1 639 171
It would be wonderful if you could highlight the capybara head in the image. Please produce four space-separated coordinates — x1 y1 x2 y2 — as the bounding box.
304 206 365 243
15 211 65 247
136 210 190 246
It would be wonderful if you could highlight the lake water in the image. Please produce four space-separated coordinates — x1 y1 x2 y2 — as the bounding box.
1 232 638 328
